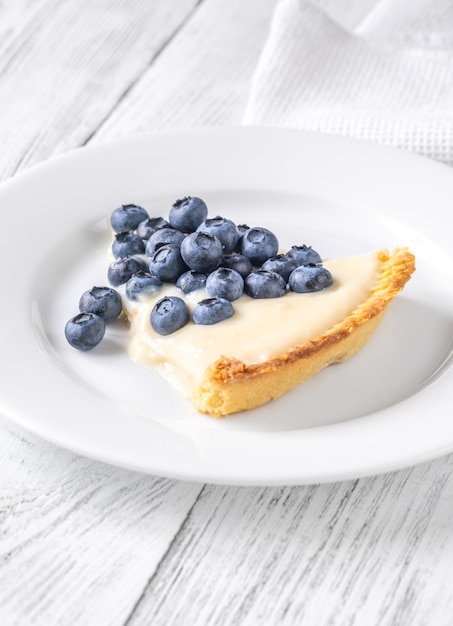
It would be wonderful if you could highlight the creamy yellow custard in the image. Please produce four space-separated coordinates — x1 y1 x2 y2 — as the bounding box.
122 251 381 396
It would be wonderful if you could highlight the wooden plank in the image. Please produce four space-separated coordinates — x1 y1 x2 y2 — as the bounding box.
0 0 200 181
92 0 280 139
0 419 203 625
127 456 453 625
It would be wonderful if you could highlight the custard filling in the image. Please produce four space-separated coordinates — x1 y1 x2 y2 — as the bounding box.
122 251 381 395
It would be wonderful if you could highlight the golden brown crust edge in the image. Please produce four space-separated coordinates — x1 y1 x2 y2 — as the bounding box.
192 248 416 417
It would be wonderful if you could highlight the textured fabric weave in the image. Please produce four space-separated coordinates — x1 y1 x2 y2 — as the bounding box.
244 0 453 165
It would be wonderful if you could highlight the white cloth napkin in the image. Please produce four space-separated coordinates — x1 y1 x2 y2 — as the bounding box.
244 0 453 166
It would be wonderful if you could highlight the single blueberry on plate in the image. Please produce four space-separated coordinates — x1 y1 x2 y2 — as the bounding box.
125 271 162 301
219 252 252 278
110 204 149 233
145 227 185 257
180 231 223 273
112 231 145 258
150 296 190 335
240 227 279 266
197 216 239 253
287 244 322 266
65 312 105 350
288 264 333 293
206 267 244 301
244 270 287 299
108 255 148 287
79 286 122 323
168 196 208 233
193 297 234 325
261 254 298 282
176 270 208 294
136 216 170 240
149 244 188 282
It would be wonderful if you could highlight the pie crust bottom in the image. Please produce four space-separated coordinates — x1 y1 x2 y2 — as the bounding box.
192 248 415 417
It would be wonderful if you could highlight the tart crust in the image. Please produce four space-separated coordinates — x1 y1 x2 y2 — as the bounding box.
192 248 415 417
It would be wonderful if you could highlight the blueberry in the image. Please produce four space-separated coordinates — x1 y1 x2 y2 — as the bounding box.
79 286 122 323
244 270 286 299
176 270 208 294
288 264 333 293
196 216 239 253
219 252 252 278
235 224 250 252
180 231 223 273
136 217 170 240
108 255 148 287
125 271 162 301
287 245 322 266
110 204 149 233
240 227 279 266
150 296 190 335
193 298 234 325
112 231 145 259
237 224 250 235
168 196 208 233
149 244 188 282
65 313 105 351
261 254 298 282
145 227 185 257
206 268 244 301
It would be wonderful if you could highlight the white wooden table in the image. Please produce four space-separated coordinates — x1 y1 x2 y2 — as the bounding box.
1 2 453 624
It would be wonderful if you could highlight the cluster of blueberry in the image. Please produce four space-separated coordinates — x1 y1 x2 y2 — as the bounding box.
65 196 333 349
64 286 123 351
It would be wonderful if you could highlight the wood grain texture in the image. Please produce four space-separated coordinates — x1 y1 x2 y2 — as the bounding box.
128 458 453 626
0 419 202 626
0 0 200 182
93 0 279 140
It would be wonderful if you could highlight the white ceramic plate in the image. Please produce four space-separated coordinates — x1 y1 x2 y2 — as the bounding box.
1 127 452 485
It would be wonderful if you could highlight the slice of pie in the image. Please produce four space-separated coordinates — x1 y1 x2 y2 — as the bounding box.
122 247 415 417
